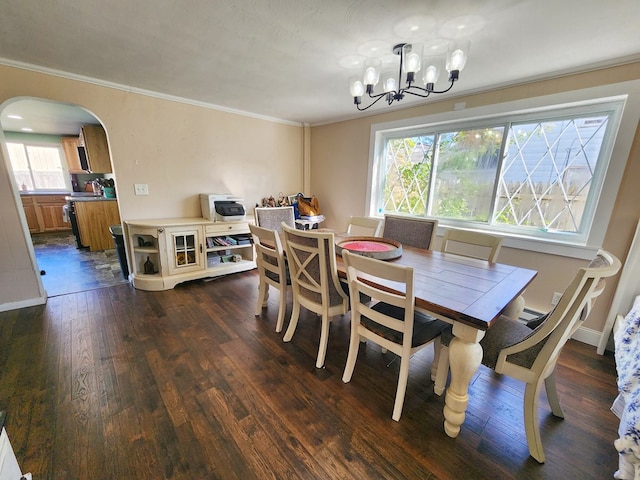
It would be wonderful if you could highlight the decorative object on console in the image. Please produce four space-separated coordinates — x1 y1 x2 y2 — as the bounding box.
296 194 320 217
350 40 469 111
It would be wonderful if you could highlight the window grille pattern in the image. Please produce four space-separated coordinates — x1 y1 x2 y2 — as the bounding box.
373 106 616 242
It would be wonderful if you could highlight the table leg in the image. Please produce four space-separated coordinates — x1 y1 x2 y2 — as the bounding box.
443 323 485 437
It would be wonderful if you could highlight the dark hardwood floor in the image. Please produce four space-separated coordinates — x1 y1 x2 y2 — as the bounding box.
0 270 620 479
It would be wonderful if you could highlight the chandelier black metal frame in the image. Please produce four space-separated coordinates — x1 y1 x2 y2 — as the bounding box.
350 41 469 111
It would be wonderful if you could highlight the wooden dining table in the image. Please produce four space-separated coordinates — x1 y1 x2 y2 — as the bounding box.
332 236 538 438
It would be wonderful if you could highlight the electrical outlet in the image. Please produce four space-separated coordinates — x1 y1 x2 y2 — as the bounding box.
134 183 149 196
551 292 562 306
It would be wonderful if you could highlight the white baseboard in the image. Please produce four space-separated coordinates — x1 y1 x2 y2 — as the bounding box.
0 295 46 313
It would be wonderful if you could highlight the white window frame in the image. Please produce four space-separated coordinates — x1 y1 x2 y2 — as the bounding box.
366 81 640 260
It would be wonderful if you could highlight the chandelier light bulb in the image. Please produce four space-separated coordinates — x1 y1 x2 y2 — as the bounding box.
350 78 365 97
446 40 470 73
423 65 439 84
363 58 381 88
383 75 397 93
405 51 421 74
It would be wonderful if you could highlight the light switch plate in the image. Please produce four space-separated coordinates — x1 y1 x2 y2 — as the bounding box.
134 183 149 195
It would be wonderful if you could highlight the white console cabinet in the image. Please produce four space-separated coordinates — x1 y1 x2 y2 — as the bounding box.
125 218 255 291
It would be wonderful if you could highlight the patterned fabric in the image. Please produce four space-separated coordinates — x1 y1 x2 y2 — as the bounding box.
382 216 437 250
614 295 640 475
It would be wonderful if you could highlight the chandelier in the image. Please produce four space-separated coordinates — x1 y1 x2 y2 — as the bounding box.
349 41 469 111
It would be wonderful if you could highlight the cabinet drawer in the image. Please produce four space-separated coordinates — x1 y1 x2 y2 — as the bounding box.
205 222 250 235
37 195 67 204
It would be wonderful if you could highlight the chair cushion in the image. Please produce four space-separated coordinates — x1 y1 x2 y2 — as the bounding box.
362 303 448 347
441 316 546 370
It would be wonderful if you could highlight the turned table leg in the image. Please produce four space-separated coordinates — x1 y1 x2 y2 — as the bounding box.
443 322 484 437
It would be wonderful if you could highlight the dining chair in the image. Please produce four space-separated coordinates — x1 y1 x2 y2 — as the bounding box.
341 250 449 421
433 249 621 463
382 214 438 249
439 227 527 319
249 223 289 333
281 223 349 368
345 216 383 237
254 206 295 233
440 228 503 262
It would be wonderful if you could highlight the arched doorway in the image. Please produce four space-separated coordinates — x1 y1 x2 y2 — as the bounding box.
1 97 127 296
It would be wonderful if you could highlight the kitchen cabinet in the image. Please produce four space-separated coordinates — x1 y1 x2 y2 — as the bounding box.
79 124 111 173
21 195 70 233
126 218 255 291
60 136 83 173
74 200 121 251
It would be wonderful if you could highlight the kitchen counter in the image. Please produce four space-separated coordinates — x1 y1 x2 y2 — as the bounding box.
64 195 117 202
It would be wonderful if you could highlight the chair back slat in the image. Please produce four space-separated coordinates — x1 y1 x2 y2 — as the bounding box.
346 216 383 237
441 228 503 262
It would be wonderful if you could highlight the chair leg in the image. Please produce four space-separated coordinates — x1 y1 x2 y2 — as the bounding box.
544 369 565 418
315 313 331 368
434 343 449 396
523 379 546 463
431 340 441 381
392 354 410 421
274 289 286 333
256 282 268 315
283 301 300 342
342 328 361 383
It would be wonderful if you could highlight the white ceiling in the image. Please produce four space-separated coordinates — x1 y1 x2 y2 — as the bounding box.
1 0 639 134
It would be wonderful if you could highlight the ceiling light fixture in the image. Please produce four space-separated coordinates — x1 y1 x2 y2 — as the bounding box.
350 40 469 111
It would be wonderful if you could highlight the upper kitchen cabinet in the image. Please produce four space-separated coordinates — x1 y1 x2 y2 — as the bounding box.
78 124 112 173
61 136 83 173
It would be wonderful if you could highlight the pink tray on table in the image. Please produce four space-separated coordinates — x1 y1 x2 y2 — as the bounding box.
335 236 402 260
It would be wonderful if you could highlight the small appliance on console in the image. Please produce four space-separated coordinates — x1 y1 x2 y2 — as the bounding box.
200 193 246 222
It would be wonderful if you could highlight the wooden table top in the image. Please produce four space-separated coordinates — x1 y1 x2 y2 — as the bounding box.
335 242 537 331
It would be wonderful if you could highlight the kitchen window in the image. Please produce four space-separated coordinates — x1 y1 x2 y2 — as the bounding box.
7 141 70 192
369 98 625 250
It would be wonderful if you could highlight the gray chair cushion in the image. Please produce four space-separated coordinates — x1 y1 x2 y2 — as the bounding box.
363 303 448 348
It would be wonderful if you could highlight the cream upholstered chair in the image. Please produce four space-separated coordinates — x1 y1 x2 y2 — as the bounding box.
254 206 295 233
281 224 349 368
382 214 438 250
440 228 503 262
341 250 448 421
434 249 621 463
249 223 289 333
345 216 383 237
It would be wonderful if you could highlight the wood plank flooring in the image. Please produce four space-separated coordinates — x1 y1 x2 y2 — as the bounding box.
0 271 621 479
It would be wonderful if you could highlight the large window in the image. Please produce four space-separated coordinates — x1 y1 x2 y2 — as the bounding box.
371 100 624 246
7 141 69 191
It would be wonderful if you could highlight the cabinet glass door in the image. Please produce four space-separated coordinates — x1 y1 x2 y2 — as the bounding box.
173 233 197 267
